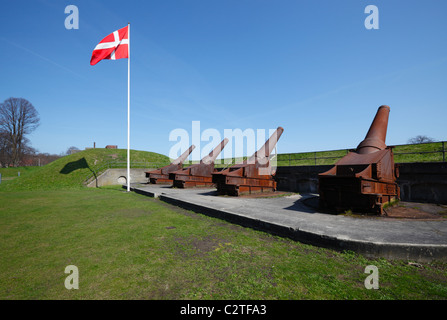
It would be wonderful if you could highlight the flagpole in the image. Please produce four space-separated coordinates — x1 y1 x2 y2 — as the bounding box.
127 22 131 192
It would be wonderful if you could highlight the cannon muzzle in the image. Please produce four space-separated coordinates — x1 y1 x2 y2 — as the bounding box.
356 105 390 154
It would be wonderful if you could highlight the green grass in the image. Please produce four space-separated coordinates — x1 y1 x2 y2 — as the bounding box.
0 166 41 178
393 142 445 163
277 150 350 166
0 148 170 191
0 187 446 300
0 166 42 186
276 142 446 166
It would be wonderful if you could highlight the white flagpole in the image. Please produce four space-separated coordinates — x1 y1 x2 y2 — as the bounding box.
127 22 131 192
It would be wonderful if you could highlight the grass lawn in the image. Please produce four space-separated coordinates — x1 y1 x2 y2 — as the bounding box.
1 187 446 300
0 166 41 178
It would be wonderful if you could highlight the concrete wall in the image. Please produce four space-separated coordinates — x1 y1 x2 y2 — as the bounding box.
86 168 155 187
397 162 447 204
90 163 447 204
275 165 332 194
275 162 447 204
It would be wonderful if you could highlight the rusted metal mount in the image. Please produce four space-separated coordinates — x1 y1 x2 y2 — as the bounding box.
147 164 182 184
318 160 400 215
169 139 229 188
212 127 284 196
318 105 400 215
212 172 278 196
146 145 195 184
170 163 216 188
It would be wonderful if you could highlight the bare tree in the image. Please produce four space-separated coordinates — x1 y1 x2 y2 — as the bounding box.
0 97 40 166
0 129 11 167
407 135 436 144
66 146 81 155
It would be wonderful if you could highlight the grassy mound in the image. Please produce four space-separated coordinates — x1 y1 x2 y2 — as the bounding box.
0 148 170 191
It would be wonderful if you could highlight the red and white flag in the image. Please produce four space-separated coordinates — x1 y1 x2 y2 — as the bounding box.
90 26 129 66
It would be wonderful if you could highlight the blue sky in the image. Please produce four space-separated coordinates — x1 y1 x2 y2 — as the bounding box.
1 0 446 160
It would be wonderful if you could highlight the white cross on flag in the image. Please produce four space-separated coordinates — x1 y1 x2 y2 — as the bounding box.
90 26 129 66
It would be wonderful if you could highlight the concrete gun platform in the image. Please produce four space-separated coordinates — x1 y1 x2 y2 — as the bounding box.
128 184 447 262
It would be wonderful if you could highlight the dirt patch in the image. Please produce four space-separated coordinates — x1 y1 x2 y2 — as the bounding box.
172 235 229 258
383 203 447 220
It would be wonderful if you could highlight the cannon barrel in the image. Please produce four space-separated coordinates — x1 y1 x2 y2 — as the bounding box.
171 145 196 165
201 138 229 165
356 105 390 154
247 127 284 164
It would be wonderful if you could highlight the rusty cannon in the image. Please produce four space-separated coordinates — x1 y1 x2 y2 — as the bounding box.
145 145 195 184
169 138 229 188
212 127 284 196
318 105 400 215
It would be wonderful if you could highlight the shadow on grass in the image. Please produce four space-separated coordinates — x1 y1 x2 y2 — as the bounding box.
60 158 90 174
60 157 98 187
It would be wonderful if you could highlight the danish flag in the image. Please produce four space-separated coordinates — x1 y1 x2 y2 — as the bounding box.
90 26 129 66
